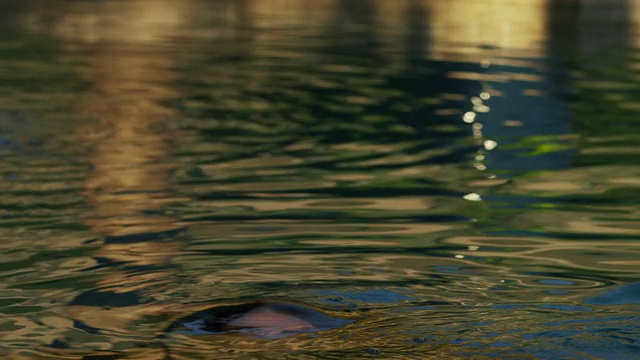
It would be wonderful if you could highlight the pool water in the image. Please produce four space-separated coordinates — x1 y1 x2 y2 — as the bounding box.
0 0 639 359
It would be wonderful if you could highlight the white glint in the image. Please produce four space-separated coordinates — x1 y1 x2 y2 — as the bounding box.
463 192 482 201
474 104 490 113
463 111 476 123
484 140 498 150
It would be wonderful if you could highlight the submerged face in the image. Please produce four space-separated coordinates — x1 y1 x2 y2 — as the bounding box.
169 302 353 339
223 305 318 338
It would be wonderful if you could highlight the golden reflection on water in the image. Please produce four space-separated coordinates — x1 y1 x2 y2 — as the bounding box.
189 197 431 212
429 0 548 55
446 235 640 273
56 0 192 342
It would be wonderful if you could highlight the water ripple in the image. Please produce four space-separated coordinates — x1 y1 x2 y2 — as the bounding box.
0 0 639 358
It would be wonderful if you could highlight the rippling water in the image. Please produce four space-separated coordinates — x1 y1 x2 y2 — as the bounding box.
1 0 639 359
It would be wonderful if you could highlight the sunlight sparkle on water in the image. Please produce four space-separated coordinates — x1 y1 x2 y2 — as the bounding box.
463 111 477 123
484 140 498 150
463 193 482 201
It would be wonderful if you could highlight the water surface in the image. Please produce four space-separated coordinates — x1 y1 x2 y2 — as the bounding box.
0 0 639 359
